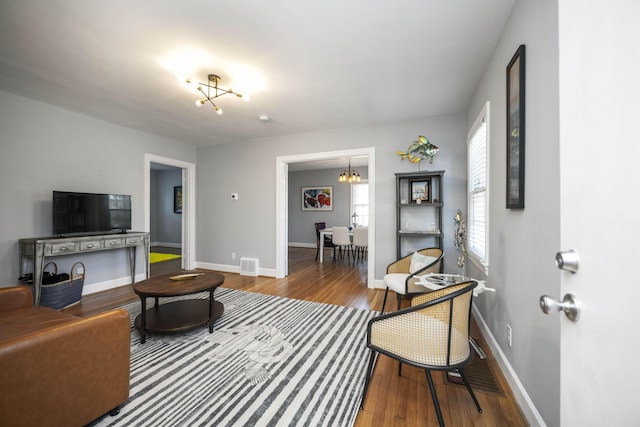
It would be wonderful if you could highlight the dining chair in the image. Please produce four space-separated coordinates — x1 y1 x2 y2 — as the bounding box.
314 222 335 261
352 226 368 261
381 247 443 314
331 226 352 261
360 281 482 427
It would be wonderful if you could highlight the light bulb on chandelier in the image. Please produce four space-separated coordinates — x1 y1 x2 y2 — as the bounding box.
338 159 360 183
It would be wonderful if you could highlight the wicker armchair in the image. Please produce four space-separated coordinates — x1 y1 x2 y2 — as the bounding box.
381 247 443 313
360 281 482 427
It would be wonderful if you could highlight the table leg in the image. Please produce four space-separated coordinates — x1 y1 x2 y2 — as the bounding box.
129 246 136 285
319 232 325 263
208 288 214 333
139 296 147 344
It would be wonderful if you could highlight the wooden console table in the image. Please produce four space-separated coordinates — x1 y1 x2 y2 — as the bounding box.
19 232 150 305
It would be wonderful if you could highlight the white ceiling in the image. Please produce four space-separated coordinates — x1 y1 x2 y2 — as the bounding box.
0 0 513 148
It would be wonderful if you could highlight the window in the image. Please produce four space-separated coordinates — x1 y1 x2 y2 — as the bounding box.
351 181 369 227
467 102 489 273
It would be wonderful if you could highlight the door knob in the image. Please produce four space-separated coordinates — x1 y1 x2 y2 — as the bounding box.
539 294 581 322
555 249 579 273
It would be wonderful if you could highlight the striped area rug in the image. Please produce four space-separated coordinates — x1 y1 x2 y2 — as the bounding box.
91 288 376 427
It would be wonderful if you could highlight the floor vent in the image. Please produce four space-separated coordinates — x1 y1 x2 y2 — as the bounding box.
240 258 259 276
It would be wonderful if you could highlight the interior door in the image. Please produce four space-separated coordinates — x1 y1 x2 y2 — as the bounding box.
557 2 640 424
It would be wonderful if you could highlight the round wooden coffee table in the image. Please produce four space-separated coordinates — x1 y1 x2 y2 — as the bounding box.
133 271 225 344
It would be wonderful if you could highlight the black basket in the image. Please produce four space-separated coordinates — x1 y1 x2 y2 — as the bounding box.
40 262 85 310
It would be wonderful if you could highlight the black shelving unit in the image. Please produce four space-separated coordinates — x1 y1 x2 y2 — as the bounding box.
395 170 445 259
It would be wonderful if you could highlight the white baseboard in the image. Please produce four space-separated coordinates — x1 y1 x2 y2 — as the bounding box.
288 242 316 248
472 306 546 427
196 261 277 278
150 242 182 249
81 272 148 295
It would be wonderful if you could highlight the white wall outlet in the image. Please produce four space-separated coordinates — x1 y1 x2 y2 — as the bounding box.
231 193 239 200
507 324 513 347
231 252 236 259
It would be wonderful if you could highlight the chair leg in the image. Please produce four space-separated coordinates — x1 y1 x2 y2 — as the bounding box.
396 293 403 311
360 350 377 410
425 369 445 427
380 288 389 314
457 368 483 413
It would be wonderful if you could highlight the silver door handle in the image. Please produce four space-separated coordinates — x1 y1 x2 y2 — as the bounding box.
539 294 581 322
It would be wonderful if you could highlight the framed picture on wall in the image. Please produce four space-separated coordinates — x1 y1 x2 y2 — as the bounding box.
174 186 182 213
302 186 333 211
506 44 526 209
410 179 431 203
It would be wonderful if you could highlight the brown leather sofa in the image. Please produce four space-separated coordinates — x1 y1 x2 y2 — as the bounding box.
0 286 130 426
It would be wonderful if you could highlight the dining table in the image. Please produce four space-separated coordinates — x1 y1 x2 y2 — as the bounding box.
318 227 353 263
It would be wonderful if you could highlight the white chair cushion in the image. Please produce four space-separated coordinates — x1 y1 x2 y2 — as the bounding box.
384 273 431 295
409 252 438 273
383 273 411 294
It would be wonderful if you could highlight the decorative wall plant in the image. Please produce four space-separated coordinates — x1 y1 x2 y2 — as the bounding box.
397 135 439 169
454 209 467 270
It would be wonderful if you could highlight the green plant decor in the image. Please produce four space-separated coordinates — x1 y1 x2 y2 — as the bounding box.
454 209 467 270
397 135 439 168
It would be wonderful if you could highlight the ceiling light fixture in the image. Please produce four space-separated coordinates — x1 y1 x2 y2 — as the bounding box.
338 159 361 183
186 74 249 115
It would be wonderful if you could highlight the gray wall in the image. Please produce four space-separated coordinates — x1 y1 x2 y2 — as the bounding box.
467 0 560 425
0 90 196 291
288 167 369 246
196 113 468 279
150 167 182 246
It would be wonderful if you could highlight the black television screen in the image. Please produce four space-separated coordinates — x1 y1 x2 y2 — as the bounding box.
53 191 132 235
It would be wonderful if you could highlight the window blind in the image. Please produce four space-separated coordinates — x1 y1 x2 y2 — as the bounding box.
468 104 489 268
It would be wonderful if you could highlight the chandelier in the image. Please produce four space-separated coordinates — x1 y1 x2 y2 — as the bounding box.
338 159 361 183
185 74 249 115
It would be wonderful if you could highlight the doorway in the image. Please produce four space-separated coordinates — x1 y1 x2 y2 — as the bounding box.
275 147 375 288
144 154 196 271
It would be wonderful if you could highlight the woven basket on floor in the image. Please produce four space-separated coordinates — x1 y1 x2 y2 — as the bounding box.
40 262 85 310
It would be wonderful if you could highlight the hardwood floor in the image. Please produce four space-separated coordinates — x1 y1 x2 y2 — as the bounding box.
63 247 526 427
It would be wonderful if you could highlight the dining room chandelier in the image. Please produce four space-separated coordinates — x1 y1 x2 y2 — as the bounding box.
338 159 361 183
186 74 249 115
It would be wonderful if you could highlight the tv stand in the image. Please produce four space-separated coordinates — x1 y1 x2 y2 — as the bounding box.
19 232 150 305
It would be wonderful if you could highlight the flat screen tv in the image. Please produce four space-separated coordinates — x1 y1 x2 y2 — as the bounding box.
53 191 132 235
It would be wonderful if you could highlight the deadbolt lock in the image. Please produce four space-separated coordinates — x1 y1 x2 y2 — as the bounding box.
555 249 579 273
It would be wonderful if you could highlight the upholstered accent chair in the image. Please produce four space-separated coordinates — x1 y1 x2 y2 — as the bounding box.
381 247 443 314
360 281 482 427
352 226 368 261
331 226 352 261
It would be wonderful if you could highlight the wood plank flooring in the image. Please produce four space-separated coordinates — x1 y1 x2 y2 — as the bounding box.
63 246 527 427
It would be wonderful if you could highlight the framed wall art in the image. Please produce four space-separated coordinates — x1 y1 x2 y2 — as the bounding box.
410 178 431 203
506 44 526 209
174 186 182 213
301 186 333 211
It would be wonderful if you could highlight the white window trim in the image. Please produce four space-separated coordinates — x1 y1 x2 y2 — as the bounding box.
467 102 490 276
